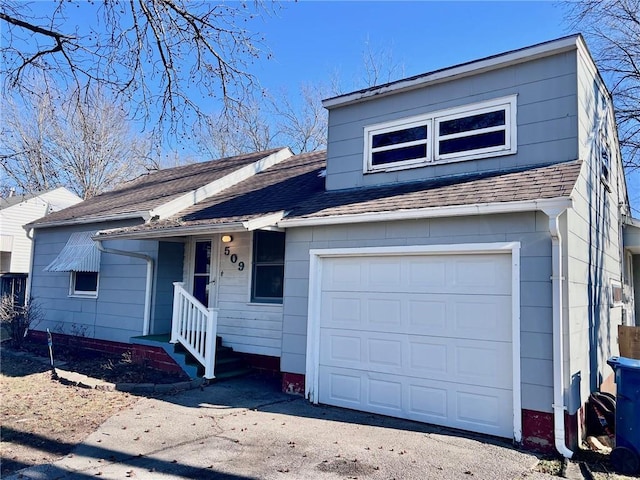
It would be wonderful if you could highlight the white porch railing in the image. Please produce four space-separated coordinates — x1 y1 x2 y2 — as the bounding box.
170 282 218 379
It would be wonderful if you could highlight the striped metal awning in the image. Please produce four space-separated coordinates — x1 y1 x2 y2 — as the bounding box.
44 231 101 272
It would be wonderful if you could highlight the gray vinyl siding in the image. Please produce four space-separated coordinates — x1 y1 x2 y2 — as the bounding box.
30 221 154 343
202 231 284 357
282 212 556 413
152 241 185 335
325 51 579 191
563 48 627 414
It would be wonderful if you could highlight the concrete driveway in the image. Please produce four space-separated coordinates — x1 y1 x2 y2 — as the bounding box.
7 375 558 480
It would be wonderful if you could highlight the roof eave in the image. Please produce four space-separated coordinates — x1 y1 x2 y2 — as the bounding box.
25 211 152 231
95 222 248 241
323 35 580 109
279 197 574 228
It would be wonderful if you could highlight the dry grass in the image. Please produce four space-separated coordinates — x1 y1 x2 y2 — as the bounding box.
0 348 138 476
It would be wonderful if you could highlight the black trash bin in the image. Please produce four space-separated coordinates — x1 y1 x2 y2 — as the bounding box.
607 356 640 476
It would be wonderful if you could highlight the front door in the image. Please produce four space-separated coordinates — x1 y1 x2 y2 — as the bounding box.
192 239 218 308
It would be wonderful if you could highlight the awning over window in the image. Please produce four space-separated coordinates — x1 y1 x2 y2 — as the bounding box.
44 231 101 272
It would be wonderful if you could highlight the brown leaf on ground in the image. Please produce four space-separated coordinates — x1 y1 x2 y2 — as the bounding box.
1 347 138 476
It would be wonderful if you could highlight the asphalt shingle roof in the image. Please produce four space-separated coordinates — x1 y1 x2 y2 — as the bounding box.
102 150 327 236
37 145 582 237
29 148 286 226
286 160 582 220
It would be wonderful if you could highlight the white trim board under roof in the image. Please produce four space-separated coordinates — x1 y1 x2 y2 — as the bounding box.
279 197 574 228
323 34 585 109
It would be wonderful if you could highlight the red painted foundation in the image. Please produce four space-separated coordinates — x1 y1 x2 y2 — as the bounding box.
239 352 281 375
282 372 305 395
28 330 184 375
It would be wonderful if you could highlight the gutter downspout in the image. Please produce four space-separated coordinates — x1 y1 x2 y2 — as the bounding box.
96 240 154 336
24 227 35 302
545 207 574 459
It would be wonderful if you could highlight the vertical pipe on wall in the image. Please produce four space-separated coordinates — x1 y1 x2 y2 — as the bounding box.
546 208 574 459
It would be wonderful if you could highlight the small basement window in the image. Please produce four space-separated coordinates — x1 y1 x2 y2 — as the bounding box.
251 230 285 303
71 271 99 297
364 95 517 172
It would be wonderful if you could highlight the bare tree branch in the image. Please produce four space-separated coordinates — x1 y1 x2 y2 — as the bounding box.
568 0 640 168
0 1 271 139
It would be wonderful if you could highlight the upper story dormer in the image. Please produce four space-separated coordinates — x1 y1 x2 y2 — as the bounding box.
322 34 611 192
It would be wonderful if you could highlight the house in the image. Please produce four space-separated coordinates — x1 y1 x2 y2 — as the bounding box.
26 34 638 457
0 187 81 304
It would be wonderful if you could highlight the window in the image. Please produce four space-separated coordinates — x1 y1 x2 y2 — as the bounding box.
71 271 98 297
364 95 517 172
251 230 285 303
368 120 430 170
610 280 623 307
600 131 611 184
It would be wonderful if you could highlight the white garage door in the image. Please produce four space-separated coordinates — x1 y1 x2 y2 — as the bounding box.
317 252 514 438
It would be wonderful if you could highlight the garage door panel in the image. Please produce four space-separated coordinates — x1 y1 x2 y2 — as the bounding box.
454 386 513 435
317 252 514 439
322 370 362 404
318 367 512 438
453 296 511 341
368 338 403 367
321 292 510 341
321 329 511 389
322 255 510 295
452 256 511 291
454 340 512 389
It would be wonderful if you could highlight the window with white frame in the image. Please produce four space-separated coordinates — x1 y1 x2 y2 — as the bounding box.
70 271 99 297
251 230 285 303
364 95 517 172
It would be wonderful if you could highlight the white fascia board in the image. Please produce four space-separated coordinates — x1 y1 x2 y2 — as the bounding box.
242 211 286 231
150 148 293 220
623 215 640 228
279 197 573 228
323 36 579 109
25 211 152 231
94 222 248 241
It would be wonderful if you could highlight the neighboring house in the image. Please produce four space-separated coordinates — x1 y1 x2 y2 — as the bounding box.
26 35 638 457
0 188 82 304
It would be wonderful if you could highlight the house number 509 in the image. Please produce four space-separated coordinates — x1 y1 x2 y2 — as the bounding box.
224 247 244 271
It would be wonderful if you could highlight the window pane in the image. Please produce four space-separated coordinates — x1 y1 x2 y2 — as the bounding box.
194 241 211 274
439 131 506 155
74 272 98 292
193 276 209 306
255 231 285 263
372 125 427 148
439 110 505 136
372 144 427 166
253 265 284 300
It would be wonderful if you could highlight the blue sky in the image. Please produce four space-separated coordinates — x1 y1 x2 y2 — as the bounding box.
250 1 640 211
253 2 572 94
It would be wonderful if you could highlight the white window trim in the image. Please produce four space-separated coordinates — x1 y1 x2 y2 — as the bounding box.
434 97 517 161
610 279 623 307
305 242 522 443
69 271 99 298
363 95 518 173
250 230 285 304
365 117 432 173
